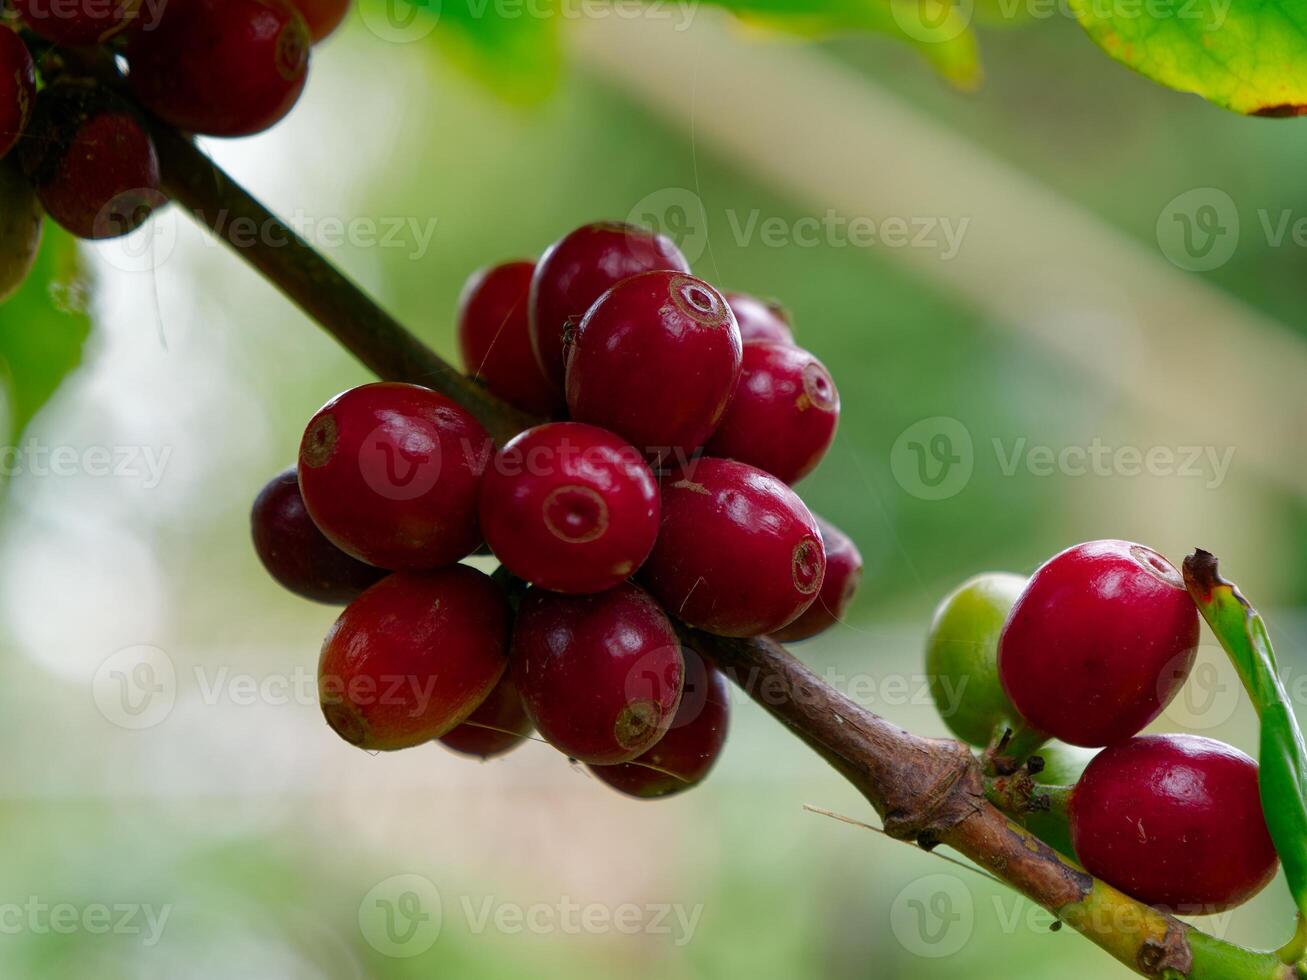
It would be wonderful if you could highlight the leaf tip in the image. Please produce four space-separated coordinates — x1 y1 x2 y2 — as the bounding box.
1252 103 1307 118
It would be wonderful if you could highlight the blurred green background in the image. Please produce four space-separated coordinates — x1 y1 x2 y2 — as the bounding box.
1 3 1305 978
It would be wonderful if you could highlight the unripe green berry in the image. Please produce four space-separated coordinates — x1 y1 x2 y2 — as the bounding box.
1026 742 1096 859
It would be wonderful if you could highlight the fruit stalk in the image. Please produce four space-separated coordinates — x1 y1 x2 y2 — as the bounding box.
156 131 1291 980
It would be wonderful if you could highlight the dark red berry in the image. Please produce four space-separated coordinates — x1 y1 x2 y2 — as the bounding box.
12 0 140 45
19 82 163 241
297 382 490 572
286 0 350 41
319 567 510 750
128 0 310 137
457 260 563 417
998 540 1199 747
566 271 742 464
1070 734 1278 913
479 422 660 595
251 467 388 604
512 583 683 765
705 341 839 484
438 670 533 760
588 647 729 799
771 517 862 642
0 27 35 161
642 458 825 637
726 293 794 346
0 158 41 302
529 222 689 389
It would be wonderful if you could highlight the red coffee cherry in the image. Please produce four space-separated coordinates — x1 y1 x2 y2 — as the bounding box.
726 293 794 346
1070 734 1278 912
0 27 35 161
566 271 742 464
19 82 163 241
286 0 350 41
588 647 729 799
998 539 1199 747
251 467 387 604
128 0 311 137
319 567 510 751
529 222 689 389
771 517 862 642
298 382 490 571
642 458 826 637
704 341 839 484
439 670 533 760
479 422 660 595
457 260 563 417
12 0 140 45
512 583 683 765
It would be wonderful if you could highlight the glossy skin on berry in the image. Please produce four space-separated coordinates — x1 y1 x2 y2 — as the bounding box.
319 567 510 751
1070 735 1277 912
512 583 683 765
479 423 660 595
251 467 387 603
438 670 533 759
567 272 742 464
998 540 1199 748
298 382 490 571
20 83 163 241
588 647 729 799
726 293 794 346
642 458 825 638
12 0 141 45
705 341 839 484
771 517 862 643
287 0 350 41
0 27 35 161
529 222 689 389
0 158 41 302
924 572 1027 747
457 261 563 417
128 0 310 137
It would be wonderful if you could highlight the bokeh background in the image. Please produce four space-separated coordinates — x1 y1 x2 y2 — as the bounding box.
1 2 1305 977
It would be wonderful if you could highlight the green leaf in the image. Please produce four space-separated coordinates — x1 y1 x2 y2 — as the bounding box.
1070 0 1307 116
1183 549 1307 918
0 225 93 445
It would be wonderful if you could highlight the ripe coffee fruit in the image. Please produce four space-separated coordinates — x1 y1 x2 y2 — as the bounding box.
251 467 387 603
438 671 533 759
12 0 139 45
642 458 825 637
319 567 510 751
287 0 351 41
457 261 563 417
726 293 794 346
704 341 839 484
529 222 689 388
925 572 1027 747
588 647 729 799
998 540 1199 747
20 83 163 241
298 382 489 571
479 422 660 594
512 583 683 765
567 271 743 464
772 517 862 642
1070 734 1278 912
0 27 35 161
0 158 41 302
128 0 311 137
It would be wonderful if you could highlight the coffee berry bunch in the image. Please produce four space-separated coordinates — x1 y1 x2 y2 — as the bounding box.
251 220 862 799
926 540 1279 914
0 0 346 298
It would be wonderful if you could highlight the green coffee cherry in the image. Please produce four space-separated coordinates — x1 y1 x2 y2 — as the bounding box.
0 158 42 302
1027 743 1096 860
925 572 1027 747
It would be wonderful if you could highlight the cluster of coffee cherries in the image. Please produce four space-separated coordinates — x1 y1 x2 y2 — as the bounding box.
0 0 349 298
251 220 864 799
927 540 1279 913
